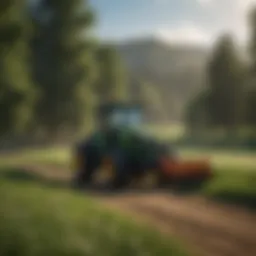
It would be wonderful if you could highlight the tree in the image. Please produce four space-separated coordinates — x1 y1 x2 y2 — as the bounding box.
95 45 129 104
0 0 36 136
185 90 211 133
246 86 256 130
137 79 167 122
31 0 96 136
207 34 246 130
246 7 256 130
249 7 256 74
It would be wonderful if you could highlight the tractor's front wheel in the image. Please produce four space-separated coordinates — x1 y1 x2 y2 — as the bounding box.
72 168 94 190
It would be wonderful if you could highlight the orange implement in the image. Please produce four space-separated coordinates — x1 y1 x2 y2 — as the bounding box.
159 158 212 180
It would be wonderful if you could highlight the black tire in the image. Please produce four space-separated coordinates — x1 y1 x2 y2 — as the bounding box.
142 169 164 189
110 171 131 190
72 142 101 189
73 168 94 189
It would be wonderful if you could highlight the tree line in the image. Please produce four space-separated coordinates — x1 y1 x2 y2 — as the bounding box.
186 7 256 141
0 0 128 141
1 1 255 145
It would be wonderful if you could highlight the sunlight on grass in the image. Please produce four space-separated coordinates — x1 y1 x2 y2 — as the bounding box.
0 179 188 256
0 147 71 168
0 139 255 209
203 168 256 209
143 124 185 141
180 148 256 171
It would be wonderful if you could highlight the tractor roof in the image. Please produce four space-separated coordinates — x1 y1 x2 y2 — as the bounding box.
98 102 143 116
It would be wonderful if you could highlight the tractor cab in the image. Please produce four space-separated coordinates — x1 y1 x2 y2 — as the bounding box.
97 102 144 131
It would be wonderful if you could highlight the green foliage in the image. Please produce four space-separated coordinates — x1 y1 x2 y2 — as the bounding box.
32 0 96 135
246 87 256 129
207 34 246 129
138 80 167 122
204 168 256 209
185 30 255 138
247 7 256 129
0 0 254 143
185 5 256 136
249 7 256 74
185 90 211 132
95 45 129 103
0 0 37 135
0 0 131 140
0 177 187 256
117 39 208 122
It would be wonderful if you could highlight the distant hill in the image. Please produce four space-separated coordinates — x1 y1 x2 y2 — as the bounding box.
114 37 210 122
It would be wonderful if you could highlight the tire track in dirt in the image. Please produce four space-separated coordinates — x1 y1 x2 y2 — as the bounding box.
18 165 256 256
99 193 256 256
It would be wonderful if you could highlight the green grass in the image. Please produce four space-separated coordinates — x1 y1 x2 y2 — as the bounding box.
0 145 255 210
0 175 188 256
180 148 256 171
203 168 256 209
179 148 256 209
0 146 71 168
2 145 256 171
143 124 185 141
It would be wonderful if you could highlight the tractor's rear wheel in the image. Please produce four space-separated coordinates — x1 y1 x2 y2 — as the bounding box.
140 169 162 189
110 172 130 190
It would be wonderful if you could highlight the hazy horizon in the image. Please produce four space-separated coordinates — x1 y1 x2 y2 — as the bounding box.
91 0 256 47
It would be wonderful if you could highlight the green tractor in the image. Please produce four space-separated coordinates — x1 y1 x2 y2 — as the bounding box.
72 102 212 190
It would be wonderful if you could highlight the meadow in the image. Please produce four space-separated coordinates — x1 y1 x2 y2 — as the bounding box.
0 178 188 256
0 141 255 209
0 126 192 256
0 133 255 256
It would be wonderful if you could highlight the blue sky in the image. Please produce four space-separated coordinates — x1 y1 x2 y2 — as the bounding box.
90 0 256 45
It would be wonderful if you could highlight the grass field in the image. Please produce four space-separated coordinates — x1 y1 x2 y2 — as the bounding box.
0 177 188 256
143 124 185 141
0 146 71 168
0 128 190 256
180 148 256 171
181 147 256 208
0 144 255 256
0 144 255 210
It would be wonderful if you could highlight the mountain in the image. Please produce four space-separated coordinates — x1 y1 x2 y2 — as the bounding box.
114 37 211 122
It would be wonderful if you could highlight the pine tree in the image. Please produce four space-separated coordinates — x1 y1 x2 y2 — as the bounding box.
95 45 129 104
137 80 167 122
247 7 256 130
207 34 245 130
32 0 96 136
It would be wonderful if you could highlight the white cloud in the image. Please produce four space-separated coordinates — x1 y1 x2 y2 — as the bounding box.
155 23 213 46
152 0 256 46
225 0 256 43
197 0 212 5
196 0 256 44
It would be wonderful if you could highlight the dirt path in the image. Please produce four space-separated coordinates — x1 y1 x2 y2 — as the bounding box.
99 193 256 256
20 165 256 256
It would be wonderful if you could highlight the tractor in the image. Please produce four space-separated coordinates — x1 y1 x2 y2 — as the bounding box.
72 102 212 190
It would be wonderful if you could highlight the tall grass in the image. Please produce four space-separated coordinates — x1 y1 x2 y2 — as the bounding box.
0 179 188 256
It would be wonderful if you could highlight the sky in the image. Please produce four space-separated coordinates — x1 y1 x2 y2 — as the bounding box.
90 0 256 46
